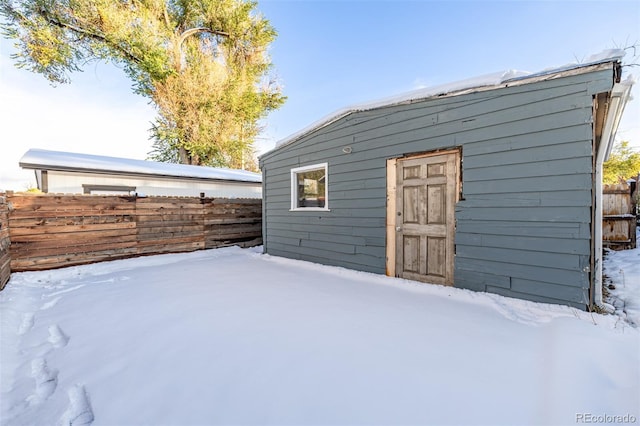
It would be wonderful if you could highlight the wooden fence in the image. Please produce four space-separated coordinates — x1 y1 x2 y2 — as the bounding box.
0 196 10 290
2 193 261 274
603 182 637 250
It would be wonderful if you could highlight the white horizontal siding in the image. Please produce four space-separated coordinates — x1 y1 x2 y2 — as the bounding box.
47 171 261 198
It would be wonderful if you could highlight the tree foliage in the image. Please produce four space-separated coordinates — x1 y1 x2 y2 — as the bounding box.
1 0 285 169
603 141 640 184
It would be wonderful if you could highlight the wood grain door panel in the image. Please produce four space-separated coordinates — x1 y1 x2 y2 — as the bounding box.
395 151 457 285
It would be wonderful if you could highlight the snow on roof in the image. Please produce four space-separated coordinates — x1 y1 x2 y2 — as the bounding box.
19 149 262 183
268 49 627 154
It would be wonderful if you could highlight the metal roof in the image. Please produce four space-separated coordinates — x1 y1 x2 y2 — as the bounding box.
263 49 628 157
19 149 262 183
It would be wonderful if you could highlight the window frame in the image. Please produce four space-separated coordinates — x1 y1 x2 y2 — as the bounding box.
290 163 329 211
82 184 137 195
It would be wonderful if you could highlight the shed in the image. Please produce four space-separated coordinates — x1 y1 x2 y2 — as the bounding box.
259 51 634 310
20 149 262 198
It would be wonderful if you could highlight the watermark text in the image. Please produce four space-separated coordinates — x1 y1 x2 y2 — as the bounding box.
576 413 637 423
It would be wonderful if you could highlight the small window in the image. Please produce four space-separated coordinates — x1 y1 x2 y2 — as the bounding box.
291 163 329 211
82 184 136 195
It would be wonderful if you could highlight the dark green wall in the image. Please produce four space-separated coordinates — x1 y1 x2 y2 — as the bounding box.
260 66 615 309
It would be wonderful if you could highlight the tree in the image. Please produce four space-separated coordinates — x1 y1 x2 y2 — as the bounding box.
1 0 285 169
603 141 640 184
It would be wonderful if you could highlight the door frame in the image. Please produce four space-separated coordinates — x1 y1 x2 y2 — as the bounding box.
386 148 461 283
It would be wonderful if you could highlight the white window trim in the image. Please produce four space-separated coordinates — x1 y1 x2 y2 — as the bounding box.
290 162 330 211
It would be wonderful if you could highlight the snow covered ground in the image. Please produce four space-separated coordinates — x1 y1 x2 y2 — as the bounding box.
1 243 638 426
605 227 640 327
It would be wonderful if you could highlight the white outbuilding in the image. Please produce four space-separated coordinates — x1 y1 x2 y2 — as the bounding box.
19 149 262 198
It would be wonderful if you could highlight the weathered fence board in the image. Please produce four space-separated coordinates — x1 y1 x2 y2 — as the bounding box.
2 193 262 274
603 183 633 215
134 196 206 256
136 241 204 255
10 247 140 271
0 196 10 290
603 183 637 250
9 222 138 236
5 195 138 271
8 196 137 216
9 215 136 228
10 237 138 258
202 198 262 249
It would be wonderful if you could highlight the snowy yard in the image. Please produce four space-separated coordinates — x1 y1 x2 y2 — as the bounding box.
1 242 639 426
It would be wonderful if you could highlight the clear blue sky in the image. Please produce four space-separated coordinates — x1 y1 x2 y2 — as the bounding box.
1 0 639 190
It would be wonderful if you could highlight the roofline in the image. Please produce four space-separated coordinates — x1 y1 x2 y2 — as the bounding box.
260 58 622 160
19 161 262 186
601 78 634 162
592 77 634 310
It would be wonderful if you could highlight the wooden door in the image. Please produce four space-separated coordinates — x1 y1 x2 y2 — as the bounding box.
394 151 458 285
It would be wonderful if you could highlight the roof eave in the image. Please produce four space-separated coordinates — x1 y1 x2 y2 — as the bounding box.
18 161 262 185
600 79 634 162
261 60 621 159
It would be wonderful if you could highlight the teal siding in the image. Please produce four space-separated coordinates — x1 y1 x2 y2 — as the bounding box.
259 66 616 309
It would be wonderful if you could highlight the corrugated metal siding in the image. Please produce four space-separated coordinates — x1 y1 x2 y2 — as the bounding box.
260 68 614 309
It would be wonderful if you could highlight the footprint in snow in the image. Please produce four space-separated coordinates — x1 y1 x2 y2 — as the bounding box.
27 358 58 404
40 296 62 310
48 325 69 348
18 313 35 335
91 278 115 285
49 284 86 297
59 385 94 426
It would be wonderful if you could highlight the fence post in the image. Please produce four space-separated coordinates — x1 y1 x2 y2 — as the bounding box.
0 194 11 290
